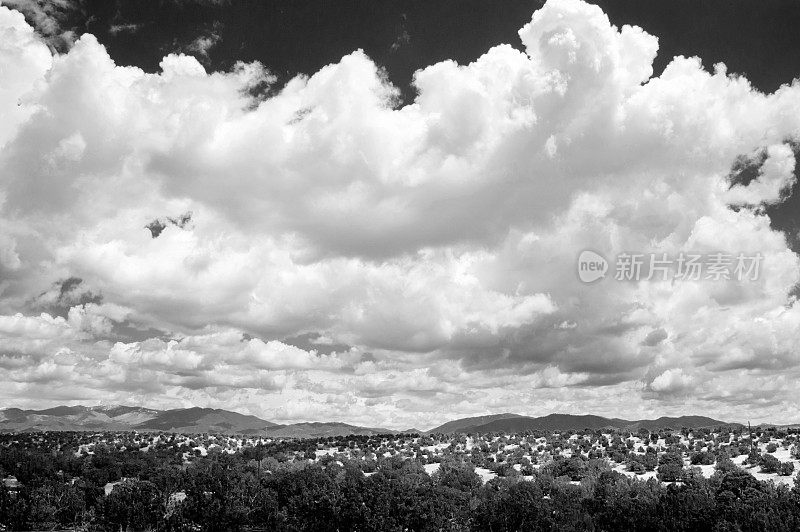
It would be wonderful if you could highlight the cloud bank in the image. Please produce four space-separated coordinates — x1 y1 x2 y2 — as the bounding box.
1 0 800 428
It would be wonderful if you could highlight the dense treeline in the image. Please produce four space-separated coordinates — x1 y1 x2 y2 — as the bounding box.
2 430 800 531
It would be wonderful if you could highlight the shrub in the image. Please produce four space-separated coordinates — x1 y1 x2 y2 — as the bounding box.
690 452 714 466
759 454 780 474
715 455 738 475
550 456 589 481
626 459 646 474
657 452 684 482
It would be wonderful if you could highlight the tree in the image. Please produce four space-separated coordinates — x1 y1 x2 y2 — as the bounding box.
767 443 778 453
626 459 646 475
690 451 714 465
0 484 30 531
592 475 663 531
99 479 162 531
549 456 589 481
433 459 481 492
657 452 684 482
760 454 780 474
716 469 762 500
715 454 738 475
472 478 553 532
27 481 85 530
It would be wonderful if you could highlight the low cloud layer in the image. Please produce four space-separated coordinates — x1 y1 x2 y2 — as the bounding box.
1 0 800 428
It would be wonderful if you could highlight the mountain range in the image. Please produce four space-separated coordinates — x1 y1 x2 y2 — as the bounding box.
0 406 392 437
425 413 742 434
0 406 742 436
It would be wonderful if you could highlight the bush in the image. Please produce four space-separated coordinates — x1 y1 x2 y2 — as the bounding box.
759 454 780 474
715 455 738 475
657 452 684 482
99 479 162 531
744 449 761 466
626 459 646 474
690 452 714 466
433 460 482 491
550 456 589 481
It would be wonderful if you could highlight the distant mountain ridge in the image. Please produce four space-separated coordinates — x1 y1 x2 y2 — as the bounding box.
0 405 391 436
425 413 741 434
134 407 278 433
262 422 394 439
0 405 162 432
428 413 524 435
0 406 743 436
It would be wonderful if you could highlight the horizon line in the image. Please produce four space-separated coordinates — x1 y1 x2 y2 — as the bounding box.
7 403 800 432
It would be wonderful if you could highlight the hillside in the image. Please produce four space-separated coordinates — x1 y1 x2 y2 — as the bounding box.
263 422 393 439
623 416 736 431
0 405 387 436
0 406 742 436
134 407 278 433
0 405 274 434
427 413 739 433
0 405 159 432
426 413 523 434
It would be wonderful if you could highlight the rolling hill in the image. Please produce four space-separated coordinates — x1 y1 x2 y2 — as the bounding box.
262 422 393 439
426 413 739 434
0 405 279 434
426 413 524 435
0 405 161 432
622 416 737 431
0 405 391 436
0 406 741 436
133 407 279 433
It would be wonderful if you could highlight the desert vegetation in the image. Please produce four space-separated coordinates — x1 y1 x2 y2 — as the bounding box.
2 425 800 530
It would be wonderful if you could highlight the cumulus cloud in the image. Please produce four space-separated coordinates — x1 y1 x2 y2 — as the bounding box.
650 368 693 395
727 143 798 206
1 0 82 49
1 0 800 427
1 0 74 35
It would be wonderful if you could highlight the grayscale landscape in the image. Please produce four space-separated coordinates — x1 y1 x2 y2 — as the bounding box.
3 0 800 530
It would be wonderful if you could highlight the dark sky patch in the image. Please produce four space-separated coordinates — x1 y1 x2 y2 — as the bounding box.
145 219 167 238
32 277 103 318
31 0 795 105
107 320 173 343
728 148 770 190
145 211 193 238
764 170 800 253
280 332 352 356
728 142 800 252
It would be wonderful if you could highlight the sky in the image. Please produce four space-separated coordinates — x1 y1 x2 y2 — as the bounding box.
1 0 800 430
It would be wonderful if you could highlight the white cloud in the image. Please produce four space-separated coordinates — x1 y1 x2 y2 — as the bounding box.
1 0 74 37
650 368 693 394
0 312 75 340
0 5 52 147
726 143 797 205
185 32 220 59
